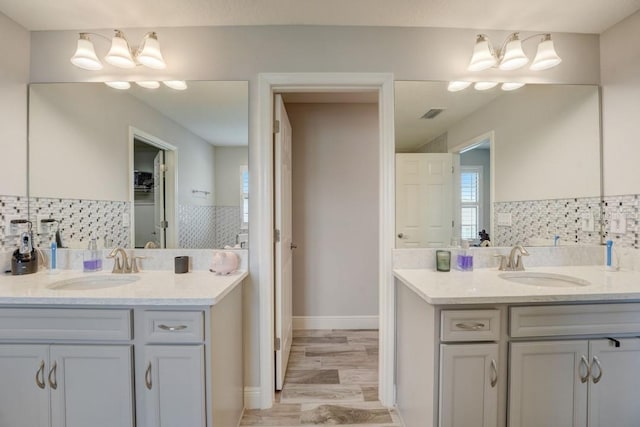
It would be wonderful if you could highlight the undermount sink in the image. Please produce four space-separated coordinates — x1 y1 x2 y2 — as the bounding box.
47 275 140 290
499 272 590 287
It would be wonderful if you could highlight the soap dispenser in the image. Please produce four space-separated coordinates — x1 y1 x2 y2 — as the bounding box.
11 221 38 275
83 235 102 272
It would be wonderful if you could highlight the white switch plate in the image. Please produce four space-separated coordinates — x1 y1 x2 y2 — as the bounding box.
610 213 627 234
122 212 130 227
497 212 512 227
581 214 595 232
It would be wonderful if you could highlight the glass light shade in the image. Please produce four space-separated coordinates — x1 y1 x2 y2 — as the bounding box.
501 82 526 91
105 32 136 68
468 35 497 71
70 35 103 71
136 81 160 89
137 33 166 69
474 81 499 91
499 36 529 70
163 80 188 90
104 81 131 90
530 36 562 70
447 81 471 92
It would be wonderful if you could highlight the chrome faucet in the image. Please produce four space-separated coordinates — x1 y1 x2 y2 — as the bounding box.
107 248 144 273
496 245 530 271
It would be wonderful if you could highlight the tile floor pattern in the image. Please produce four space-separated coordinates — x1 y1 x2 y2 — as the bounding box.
240 329 402 426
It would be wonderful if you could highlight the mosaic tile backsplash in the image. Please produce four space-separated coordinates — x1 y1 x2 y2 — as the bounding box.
1 195 244 251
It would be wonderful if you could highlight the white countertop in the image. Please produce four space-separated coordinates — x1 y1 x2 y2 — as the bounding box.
0 270 248 306
394 266 640 305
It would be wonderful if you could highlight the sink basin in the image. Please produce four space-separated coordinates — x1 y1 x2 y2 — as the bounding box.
48 275 140 290
499 272 590 287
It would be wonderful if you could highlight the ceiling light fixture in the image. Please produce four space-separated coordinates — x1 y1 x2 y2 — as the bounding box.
71 30 167 71
468 32 561 72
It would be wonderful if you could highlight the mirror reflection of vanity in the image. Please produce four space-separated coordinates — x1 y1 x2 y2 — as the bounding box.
394 81 602 248
28 81 249 250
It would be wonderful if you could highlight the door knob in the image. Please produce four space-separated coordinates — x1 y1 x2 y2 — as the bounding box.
397 233 406 238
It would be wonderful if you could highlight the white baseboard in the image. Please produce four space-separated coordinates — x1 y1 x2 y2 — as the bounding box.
244 386 262 409
293 315 379 330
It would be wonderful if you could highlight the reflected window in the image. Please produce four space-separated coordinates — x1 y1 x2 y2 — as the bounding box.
461 166 482 240
240 165 249 229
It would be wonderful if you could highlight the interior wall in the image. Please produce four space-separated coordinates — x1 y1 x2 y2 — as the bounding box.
214 146 248 207
601 9 640 196
0 12 29 197
446 85 601 201
287 102 379 318
29 84 215 205
25 24 602 392
460 149 491 233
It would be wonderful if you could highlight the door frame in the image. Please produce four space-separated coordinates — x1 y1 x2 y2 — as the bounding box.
449 131 495 243
128 126 178 249
257 73 395 408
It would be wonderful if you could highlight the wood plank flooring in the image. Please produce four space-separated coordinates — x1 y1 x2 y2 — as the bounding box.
240 329 401 426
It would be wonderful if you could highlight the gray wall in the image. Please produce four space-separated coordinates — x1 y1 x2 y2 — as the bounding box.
4 20 604 392
287 103 379 318
0 13 29 197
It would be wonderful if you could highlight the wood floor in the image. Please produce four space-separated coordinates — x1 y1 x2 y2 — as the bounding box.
240 329 401 426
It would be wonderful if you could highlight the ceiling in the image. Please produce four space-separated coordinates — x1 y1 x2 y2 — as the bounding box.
1 0 639 34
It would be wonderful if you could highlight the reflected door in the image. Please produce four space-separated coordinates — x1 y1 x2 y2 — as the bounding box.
396 153 453 247
153 151 166 248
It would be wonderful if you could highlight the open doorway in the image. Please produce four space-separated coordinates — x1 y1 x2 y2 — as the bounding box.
256 74 395 411
450 131 495 245
129 127 177 249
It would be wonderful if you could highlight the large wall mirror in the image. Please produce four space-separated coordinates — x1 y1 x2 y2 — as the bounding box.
395 81 602 248
28 81 249 250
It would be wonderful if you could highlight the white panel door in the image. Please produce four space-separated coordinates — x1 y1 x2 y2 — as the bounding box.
395 153 453 247
439 343 499 427
0 344 50 427
274 94 293 390
588 338 640 427
50 345 134 427
142 345 206 427
509 341 588 427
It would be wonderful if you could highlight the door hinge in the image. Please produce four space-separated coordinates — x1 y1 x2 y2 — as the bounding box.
160 220 169 229
451 165 454 174
452 220 455 228
274 229 280 243
161 164 168 173
275 337 281 351
273 120 280 134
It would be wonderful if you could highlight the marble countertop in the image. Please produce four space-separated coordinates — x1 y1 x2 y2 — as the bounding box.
0 269 247 306
394 266 640 305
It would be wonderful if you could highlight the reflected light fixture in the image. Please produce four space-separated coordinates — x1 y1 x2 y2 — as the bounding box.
163 80 188 90
71 30 167 71
447 81 472 92
474 81 499 91
104 81 131 90
136 81 161 89
501 82 526 91
468 32 561 72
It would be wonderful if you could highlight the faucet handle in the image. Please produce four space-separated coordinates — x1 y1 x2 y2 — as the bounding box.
106 254 122 273
131 256 146 273
493 254 509 271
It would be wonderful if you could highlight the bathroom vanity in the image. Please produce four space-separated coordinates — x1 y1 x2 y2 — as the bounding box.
394 266 640 427
0 270 246 427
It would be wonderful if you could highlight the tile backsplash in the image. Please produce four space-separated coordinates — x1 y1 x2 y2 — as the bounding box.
1 195 244 252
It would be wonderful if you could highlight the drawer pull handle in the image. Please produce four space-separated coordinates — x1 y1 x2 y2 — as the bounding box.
35 360 46 389
145 362 152 390
48 361 58 390
455 322 485 331
579 355 590 383
591 356 603 384
490 359 498 388
158 324 188 332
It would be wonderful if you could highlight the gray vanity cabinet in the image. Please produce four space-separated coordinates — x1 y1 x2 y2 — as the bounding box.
0 343 134 427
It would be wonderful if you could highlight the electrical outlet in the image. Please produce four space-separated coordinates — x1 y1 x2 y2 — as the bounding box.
122 212 131 227
497 212 512 227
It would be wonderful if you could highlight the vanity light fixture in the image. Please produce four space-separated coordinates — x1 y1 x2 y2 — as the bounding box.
468 32 561 72
474 81 499 91
71 30 167 71
501 82 526 91
104 81 131 90
163 80 188 90
447 81 472 92
135 81 161 89
447 81 526 92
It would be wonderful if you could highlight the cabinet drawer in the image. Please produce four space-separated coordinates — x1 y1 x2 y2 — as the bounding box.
441 309 500 342
510 303 640 338
0 308 131 341
143 311 204 343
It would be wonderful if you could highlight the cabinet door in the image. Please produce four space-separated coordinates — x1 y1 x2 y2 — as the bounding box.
142 345 206 427
588 338 640 426
509 341 588 427
49 345 134 427
439 343 499 427
0 344 50 427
